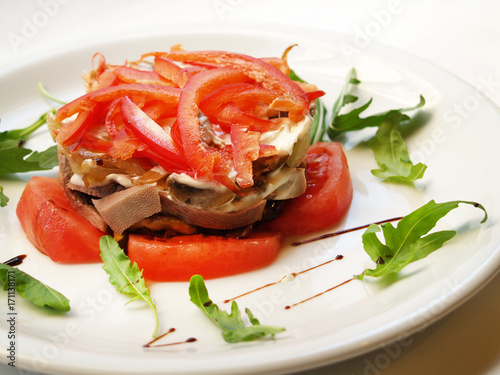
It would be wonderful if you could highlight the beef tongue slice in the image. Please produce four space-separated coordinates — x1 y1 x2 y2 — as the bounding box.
92 185 162 235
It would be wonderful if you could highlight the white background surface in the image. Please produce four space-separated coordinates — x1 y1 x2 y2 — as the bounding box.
0 1 499 374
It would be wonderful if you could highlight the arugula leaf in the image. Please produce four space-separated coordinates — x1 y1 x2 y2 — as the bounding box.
310 99 327 144
369 112 427 183
330 67 360 128
189 274 285 343
327 67 425 138
99 235 159 337
289 68 327 144
37 82 68 105
0 263 70 311
0 186 8 207
357 200 488 279
0 110 58 176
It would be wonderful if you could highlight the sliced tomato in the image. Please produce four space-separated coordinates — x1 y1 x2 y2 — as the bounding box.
263 142 353 235
16 176 105 263
128 232 283 281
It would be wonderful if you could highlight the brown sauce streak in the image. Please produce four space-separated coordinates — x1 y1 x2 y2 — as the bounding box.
3 254 27 267
143 328 197 349
291 217 403 246
224 254 344 303
284 277 356 310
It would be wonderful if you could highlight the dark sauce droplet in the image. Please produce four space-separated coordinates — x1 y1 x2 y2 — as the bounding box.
3 254 27 267
203 301 212 307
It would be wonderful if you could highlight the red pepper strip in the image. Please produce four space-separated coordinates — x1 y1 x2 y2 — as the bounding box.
153 56 191 88
55 84 181 122
56 101 109 147
199 82 278 131
104 99 123 138
92 52 107 76
141 100 178 121
78 133 112 153
177 67 250 180
109 127 145 160
114 66 173 86
199 82 277 111
230 125 260 188
152 50 310 116
134 148 191 175
210 104 276 133
306 90 326 102
121 97 189 171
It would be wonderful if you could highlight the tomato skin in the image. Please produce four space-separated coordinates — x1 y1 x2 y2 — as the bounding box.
16 176 105 263
264 142 353 235
128 232 283 281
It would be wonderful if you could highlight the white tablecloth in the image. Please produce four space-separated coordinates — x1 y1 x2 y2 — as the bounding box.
1 1 499 374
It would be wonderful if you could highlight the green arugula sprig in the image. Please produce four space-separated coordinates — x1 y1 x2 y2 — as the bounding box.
357 200 488 279
369 112 427 183
0 111 58 175
0 186 8 207
0 263 70 312
328 68 426 183
289 68 327 144
99 236 160 337
189 275 285 343
0 111 58 206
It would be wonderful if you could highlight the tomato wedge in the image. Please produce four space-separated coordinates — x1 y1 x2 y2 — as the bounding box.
128 232 283 281
16 176 105 263
263 142 353 234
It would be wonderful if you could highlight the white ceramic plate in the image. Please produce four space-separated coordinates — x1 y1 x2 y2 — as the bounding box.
1 29 499 375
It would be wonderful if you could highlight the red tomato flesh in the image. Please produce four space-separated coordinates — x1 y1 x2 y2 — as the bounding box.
16 176 105 263
263 142 353 235
128 232 283 281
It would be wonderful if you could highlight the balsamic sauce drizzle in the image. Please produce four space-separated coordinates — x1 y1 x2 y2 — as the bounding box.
291 216 403 246
3 254 27 267
284 277 356 310
143 328 197 349
224 255 345 304
224 216 404 308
